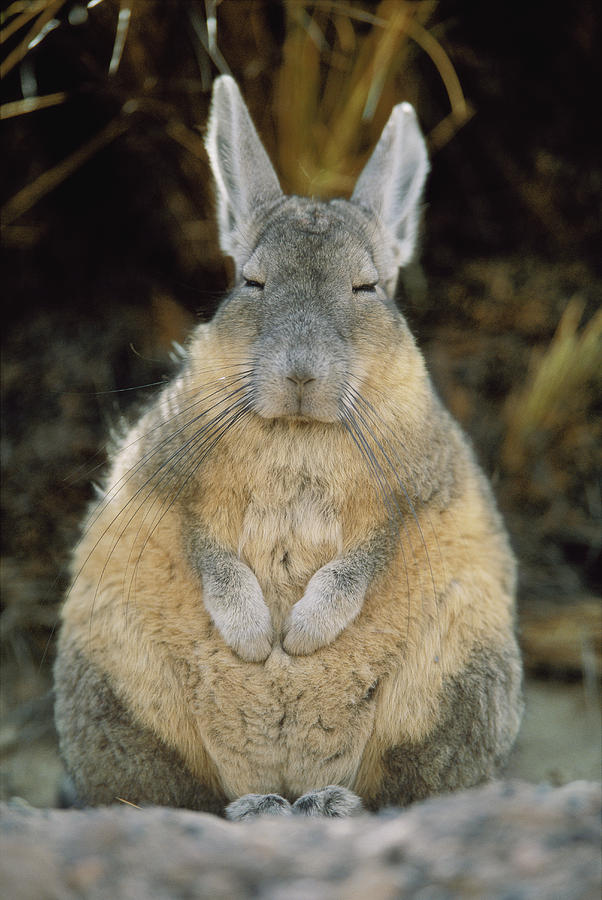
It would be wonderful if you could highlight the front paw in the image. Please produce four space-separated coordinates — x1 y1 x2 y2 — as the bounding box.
225 606 273 663
204 572 273 662
282 565 363 657
282 592 330 656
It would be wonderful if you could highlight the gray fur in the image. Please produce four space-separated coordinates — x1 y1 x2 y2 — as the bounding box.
292 786 364 817
225 794 293 820
364 642 524 811
186 532 273 662
223 787 364 821
55 640 521 815
282 530 392 656
210 195 398 422
351 101 429 271
205 74 283 270
198 80 434 663
54 643 227 813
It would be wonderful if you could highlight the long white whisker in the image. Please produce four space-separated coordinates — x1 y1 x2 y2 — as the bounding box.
339 404 412 634
64 364 252 486
83 377 251 538
344 383 439 605
86 388 253 639
123 398 254 616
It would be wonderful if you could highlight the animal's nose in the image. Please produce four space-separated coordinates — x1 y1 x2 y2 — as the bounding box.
286 373 316 388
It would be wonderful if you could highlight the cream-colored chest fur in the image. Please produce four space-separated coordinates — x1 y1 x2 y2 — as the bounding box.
65 437 383 800
196 474 363 798
238 476 343 626
64 415 513 803
189 421 362 621
190 643 380 800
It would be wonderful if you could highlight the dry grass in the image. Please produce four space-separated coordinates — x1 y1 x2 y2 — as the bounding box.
2 1 470 216
275 0 471 195
1 115 131 225
1 1 66 80
503 299 602 471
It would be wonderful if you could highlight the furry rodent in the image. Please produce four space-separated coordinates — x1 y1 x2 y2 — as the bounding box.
54 76 522 819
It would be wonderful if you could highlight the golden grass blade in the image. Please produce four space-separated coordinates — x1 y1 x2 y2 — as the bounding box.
274 1 466 196
0 91 67 119
503 299 602 469
164 119 206 159
1 2 48 44
116 797 142 809
319 2 412 168
407 17 467 119
308 1 385 27
275 5 322 193
0 0 65 80
108 1 132 77
427 103 474 153
188 0 232 77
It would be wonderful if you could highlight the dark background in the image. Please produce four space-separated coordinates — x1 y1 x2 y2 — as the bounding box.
1 1 600 803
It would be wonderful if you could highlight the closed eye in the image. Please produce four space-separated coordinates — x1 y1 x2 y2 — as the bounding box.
352 283 378 294
244 278 265 289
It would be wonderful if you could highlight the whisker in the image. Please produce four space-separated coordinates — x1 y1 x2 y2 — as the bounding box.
339 404 412 637
55 379 169 397
86 388 253 639
63 367 252 487
125 390 254 556
346 381 447 592
123 396 254 620
339 405 398 526
72 378 253 633
344 383 439 607
82 376 252 536
343 380 445 660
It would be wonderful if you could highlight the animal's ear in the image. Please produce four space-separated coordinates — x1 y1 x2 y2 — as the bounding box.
351 102 429 268
205 75 283 267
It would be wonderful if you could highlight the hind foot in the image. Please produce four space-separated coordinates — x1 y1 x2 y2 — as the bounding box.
292 785 363 817
225 793 293 820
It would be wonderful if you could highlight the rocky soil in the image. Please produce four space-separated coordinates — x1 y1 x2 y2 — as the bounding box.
1 780 600 899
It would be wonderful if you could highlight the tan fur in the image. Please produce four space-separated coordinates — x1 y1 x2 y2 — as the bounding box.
55 77 521 814
59 315 517 803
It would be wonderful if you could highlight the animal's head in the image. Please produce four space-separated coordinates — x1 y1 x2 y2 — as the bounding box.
204 75 429 424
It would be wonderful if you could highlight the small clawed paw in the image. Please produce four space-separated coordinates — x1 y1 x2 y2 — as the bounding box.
225 793 293 820
292 786 363 817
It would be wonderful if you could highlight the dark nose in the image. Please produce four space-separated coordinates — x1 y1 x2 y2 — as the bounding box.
286 373 316 388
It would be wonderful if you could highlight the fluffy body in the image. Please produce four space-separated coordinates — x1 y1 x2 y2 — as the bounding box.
54 77 522 817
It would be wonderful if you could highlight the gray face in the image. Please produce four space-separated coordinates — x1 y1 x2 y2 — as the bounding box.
214 197 400 423
204 77 429 425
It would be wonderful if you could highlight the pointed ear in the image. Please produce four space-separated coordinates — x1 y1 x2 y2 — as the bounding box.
205 75 283 268
351 102 429 268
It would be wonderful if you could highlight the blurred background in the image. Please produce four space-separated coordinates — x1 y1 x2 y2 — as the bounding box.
1 0 600 806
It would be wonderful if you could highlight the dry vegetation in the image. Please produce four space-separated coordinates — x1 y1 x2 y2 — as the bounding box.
1 0 600 802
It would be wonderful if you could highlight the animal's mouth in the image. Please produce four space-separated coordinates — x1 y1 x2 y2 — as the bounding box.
251 374 342 424
258 408 340 426
255 407 341 426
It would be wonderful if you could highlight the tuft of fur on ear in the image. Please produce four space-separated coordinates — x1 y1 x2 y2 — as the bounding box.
351 102 429 269
205 75 283 270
